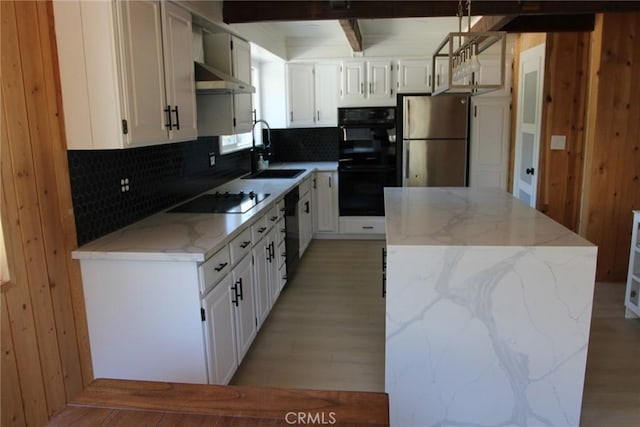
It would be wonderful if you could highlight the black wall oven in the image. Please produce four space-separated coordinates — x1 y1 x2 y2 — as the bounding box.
338 107 398 216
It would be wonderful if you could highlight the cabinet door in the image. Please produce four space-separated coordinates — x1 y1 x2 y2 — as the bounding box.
398 59 432 93
433 56 450 93
232 37 253 133
118 0 169 146
476 56 512 97
232 256 257 362
341 61 366 103
298 192 313 257
314 63 338 126
313 172 338 233
161 2 197 142
367 61 392 99
252 237 271 327
267 228 281 306
287 63 316 127
469 97 510 190
202 276 237 384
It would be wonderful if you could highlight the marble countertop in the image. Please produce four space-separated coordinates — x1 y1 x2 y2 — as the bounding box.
72 162 337 262
384 187 594 247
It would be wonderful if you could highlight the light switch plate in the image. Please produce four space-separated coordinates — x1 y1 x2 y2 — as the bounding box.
550 135 566 150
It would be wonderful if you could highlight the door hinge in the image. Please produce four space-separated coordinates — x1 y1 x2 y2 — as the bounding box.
122 119 128 135
201 308 205 322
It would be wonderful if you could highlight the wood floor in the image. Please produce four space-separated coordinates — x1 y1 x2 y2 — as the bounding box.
231 239 386 392
231 240 640 425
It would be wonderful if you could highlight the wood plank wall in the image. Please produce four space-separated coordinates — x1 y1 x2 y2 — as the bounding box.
537 32 590 231
1 1 92 425
581 13 640 281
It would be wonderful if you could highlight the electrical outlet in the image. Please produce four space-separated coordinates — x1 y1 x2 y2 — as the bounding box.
120 178 130 193
209 153 216 167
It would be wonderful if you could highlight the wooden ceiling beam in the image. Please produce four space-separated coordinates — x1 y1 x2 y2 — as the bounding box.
339 18 362 52
223 1 640 24
471 15 517 32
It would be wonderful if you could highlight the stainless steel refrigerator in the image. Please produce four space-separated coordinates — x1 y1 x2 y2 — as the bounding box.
402 94 469 187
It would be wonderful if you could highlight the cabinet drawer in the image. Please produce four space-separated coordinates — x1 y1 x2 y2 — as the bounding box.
340 217 386 234
276 199 285 220
230 227 252 265
266 204 279 228
251 215 269 242
299 176 311 196
200 246 231 294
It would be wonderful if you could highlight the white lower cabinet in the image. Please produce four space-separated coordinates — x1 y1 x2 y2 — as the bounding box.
252 236 271 327
231 255 257 362
313 171 338 234
299 191 313 256
202 275 237 385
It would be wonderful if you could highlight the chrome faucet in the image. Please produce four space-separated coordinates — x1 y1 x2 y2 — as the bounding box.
252 119 272 148
251 119 272 173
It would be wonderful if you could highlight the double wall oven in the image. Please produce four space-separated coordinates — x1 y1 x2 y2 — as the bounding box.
338 107 398 216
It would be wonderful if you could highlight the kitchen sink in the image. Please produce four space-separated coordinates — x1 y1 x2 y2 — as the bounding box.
242 169 306 179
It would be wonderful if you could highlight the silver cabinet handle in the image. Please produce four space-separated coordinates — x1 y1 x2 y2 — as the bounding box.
369 82 373 94
360 82 364 94
405 145 410 179
290 111 293 122
328 176 332 188
317 110 320 121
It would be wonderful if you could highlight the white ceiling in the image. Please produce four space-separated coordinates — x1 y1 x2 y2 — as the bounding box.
233 17 481 61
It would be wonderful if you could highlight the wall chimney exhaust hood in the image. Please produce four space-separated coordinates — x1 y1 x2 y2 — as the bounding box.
194 62 255 95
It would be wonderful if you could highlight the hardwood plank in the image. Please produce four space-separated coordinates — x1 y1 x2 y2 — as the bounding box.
69 378 389 425
35 0 94 387
581 282 640 426
1 293 27 427
14 0 83 403
232 240 385 393
0 1 50 424
5 0 67 416
47 406 114 426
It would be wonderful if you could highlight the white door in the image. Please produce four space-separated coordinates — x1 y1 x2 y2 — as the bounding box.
232 37 253 133
161 2 197 142
287 63 315 127
513 43 545 207
118 0 169 146
469 97 510 190
202 276 237 384
341 61 366 102
313 172 338 233
367 61 392 99
314 63 338 126
397 59 432 93
232 256 257 363
252 237 271 327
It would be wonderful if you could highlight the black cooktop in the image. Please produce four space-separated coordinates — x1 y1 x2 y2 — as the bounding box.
168 191 270 214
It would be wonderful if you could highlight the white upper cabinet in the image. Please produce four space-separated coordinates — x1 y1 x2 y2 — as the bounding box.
474 56 513 97
54 0 196 149
341 61 367 103
339 60 394 107
286 62 338 128
314 63 339 126
287 63 316 127
367 61 392 99
198 34 253 135
397 59 432 93
160 2 198 140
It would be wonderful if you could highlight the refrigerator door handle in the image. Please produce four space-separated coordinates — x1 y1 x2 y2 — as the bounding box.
405 144 410 179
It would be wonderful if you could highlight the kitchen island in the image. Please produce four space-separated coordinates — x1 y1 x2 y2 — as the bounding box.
384 187 597 427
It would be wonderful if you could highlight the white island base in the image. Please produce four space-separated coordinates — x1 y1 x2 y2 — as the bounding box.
384 188 597 427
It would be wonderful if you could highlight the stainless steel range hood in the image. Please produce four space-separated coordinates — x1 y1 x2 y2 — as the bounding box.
194 62 255 95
